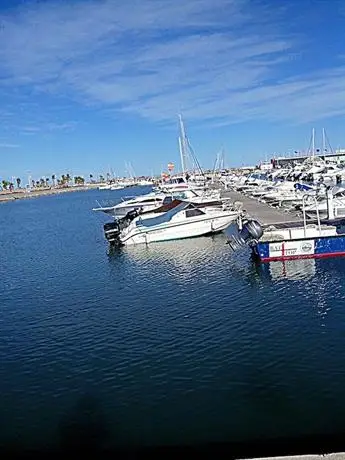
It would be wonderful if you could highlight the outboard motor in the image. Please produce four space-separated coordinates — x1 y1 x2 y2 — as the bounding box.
104 221 121 244
227 219 263 251
104 209 140 245
125 209 140 221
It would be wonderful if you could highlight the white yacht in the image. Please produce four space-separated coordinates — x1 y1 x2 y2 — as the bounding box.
259 181 299 203
93 191 165 216
93 188 222 217
98 183 125 191
105 200 240 246
98 184 112 190
137 178 155 186
155 175 207 193
157 176 189 191
109 184 125 190
304 186 345 219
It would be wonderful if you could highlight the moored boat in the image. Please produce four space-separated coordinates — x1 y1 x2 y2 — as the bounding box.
228 189 345 262
104 199 241 246
93 188 222 217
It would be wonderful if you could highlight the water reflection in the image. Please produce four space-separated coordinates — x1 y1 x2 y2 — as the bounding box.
107 236 265 288
256 258 316 281
108 235 229 283
254 258 335 326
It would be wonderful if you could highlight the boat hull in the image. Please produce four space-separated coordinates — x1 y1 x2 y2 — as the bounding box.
120 214 236 245
253 234 345 262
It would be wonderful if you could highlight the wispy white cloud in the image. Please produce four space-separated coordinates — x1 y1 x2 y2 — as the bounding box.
22 126 41 133
0 0 345 126
0 143 20 148
46 121 77 131
20 121 77 135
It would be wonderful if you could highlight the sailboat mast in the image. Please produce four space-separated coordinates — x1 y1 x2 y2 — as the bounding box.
178 136 185 175
178 114 187 175
322 128 326 155
312 128 315 163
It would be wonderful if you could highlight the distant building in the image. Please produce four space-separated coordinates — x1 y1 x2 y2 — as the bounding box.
273 149 345 167
258 162 273 171
236 165 256 171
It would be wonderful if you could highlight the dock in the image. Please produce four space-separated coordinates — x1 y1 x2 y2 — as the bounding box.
222 189 301 226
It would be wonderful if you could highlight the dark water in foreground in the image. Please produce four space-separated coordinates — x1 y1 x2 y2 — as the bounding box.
1 187 345 450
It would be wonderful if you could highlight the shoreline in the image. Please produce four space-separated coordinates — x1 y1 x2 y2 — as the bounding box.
0 184 100 203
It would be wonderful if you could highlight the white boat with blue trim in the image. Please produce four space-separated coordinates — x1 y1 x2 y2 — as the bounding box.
228 188 345 262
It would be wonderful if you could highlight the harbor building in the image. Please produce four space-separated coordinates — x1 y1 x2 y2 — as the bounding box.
272 149 345 168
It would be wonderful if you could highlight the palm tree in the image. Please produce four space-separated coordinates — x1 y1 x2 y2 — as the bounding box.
61 174 66 185
74 176 85 185
45 178 49 187
2 180 9 190
16 177 21 188
31 179 35 188
66 173 71 184
52 174 56 186
99 175 105 183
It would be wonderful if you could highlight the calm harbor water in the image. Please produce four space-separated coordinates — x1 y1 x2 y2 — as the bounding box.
1 187 345 449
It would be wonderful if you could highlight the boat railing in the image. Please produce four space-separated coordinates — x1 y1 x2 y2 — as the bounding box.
94 199 115 209
302 194 321 237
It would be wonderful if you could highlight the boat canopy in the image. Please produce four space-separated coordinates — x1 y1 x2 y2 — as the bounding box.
136 202 203 228
294 183 313 191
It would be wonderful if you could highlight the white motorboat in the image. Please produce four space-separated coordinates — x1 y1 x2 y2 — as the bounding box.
98 184 112 190
304 185 345 219
156 175 206 192
93 188 222 217
227 192 345 262
104 200 240 246
137 179 155 186
93 191 165 216
109 184 125 190
98 183 125 191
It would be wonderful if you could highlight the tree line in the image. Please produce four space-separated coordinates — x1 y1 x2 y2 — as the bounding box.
0 173 114 191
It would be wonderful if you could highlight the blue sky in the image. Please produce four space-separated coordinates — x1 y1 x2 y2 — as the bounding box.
1 0 345 180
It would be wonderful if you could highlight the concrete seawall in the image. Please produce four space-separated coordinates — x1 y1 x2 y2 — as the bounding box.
0 185 100 202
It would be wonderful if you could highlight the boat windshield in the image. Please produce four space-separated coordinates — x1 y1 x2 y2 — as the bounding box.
173 191 196 200
137 202 187 227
